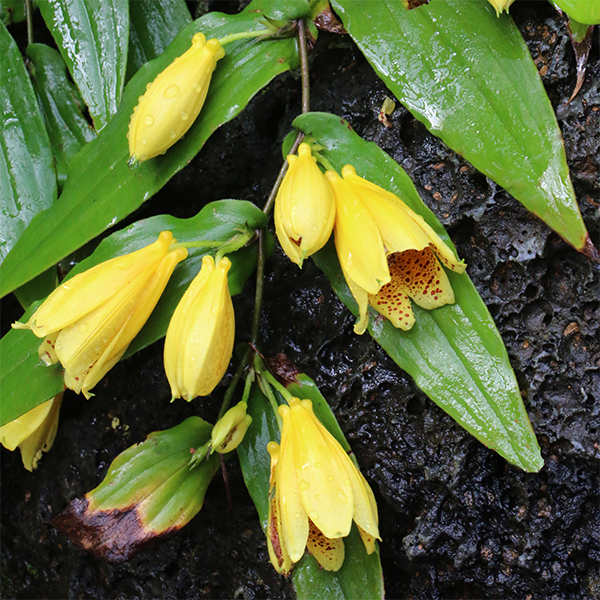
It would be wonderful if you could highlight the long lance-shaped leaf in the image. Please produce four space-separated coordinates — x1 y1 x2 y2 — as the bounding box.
0 22 57 263
295 111 543 473
331 0 595 258
53 417 220 563
238 370 384 599
0 200 267 427
0 0 305 299
126 0 192 81
37 0 129 131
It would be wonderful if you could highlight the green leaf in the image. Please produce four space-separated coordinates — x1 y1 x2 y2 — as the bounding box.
1 199 266 426
552 0 600 24
37 0 129 131
0 1 300 298
1 0 26 25
0 21 57 263
26 44 97 192
52 417 220 563
295 111 543 473
331 0 591 253
126 0 192 81
238 370 384 599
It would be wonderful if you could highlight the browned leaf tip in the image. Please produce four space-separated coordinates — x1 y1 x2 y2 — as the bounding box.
567 24 594 102
314 6 347 34
266 353 300 385
580 233 600 263
403 0 430 9
52 496 180 563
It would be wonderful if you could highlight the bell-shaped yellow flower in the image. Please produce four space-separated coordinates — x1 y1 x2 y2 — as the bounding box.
128 32 225 162
210 401 252 454
0 393 63 471
13 232 187 399
328 166 466 334
274 143 335 267
266 397 380 575
486 0 516 16
164 255 235 401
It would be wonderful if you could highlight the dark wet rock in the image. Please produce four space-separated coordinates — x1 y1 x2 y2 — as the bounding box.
1 2 598 599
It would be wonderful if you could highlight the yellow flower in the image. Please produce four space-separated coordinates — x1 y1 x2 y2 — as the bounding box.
274 143 335 267
164 255 235 401
13 232 187 399
266 397 380 575
327 166 466 335
210 401 252 454
486 0 516 16
0 393 63 471
128 32 225 162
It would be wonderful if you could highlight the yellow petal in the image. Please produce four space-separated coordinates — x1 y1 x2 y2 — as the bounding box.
369 280 415 331
277 404 310 562
289 398 354 540
266 487 294 576
129 33 225 161
357 524 377 555
306 520 345 572
274 143 335 267
327 170 390 296
164 255 235 401
346 275 370 335
21 231 176 339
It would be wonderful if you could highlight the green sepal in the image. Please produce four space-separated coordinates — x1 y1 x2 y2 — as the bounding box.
552 0 600 24
52 417 220 563
294 111 543 473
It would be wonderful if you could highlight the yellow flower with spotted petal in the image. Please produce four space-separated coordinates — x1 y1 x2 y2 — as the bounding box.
164 255 235 401
0 393 63 471
274 143 335 267
12 232 187 399
128 32 225 162
266 397 380 575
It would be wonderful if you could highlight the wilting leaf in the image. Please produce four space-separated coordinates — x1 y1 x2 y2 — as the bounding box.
53 417 219 563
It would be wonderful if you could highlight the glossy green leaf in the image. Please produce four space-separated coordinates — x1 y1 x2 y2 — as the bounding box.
238 370 384 598
1 200 267 427
295 111 543 472
26 44 97 191
53 417 220 562
553 0 600 24
126 0 191 81
37 0 129 131
0 0 301 298
0 22 57 263
331 0 591 254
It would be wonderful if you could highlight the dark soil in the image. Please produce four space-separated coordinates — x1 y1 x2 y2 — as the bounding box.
1 2 599 599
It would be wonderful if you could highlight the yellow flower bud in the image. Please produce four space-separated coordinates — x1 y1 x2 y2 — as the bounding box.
164 255 235 401
274 143 335 267
266 398 380 575
0 393 63 471
210 401 252 454
13 232 187 398
128 32 225 162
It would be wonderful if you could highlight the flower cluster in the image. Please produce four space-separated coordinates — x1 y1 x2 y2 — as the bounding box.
275 144 466 334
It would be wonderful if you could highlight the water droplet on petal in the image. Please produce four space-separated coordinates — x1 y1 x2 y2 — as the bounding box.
193 82 202 92
164 84 180 99
315 462 322 469
78 324 89 332
141 139 147 145
144 115 154 126
327 475 334 482
180 111 189 121
170 131 177 139
299 480 310 491
309 511 319 521
146 82 152 90
344 478 351 486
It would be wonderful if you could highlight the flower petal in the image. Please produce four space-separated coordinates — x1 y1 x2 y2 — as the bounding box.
266 487 294 576
306 519 345 572
369 279 415 331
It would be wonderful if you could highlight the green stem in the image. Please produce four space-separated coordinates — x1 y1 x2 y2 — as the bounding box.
218 356 247 420
298 19 310 114
315 152 336 173
258 371 284 430
261 370 294 403
218 29 271 46
25 0 34 46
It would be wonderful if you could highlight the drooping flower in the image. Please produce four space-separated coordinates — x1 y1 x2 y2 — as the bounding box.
209 401 252 454
266 397 380 575
164 255 235 401
13 232 187 398
274 142 335 267
327 165 466 334
128 32 225 162
0 393 63 471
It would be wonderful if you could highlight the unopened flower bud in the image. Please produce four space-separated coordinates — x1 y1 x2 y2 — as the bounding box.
210 401 252 454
